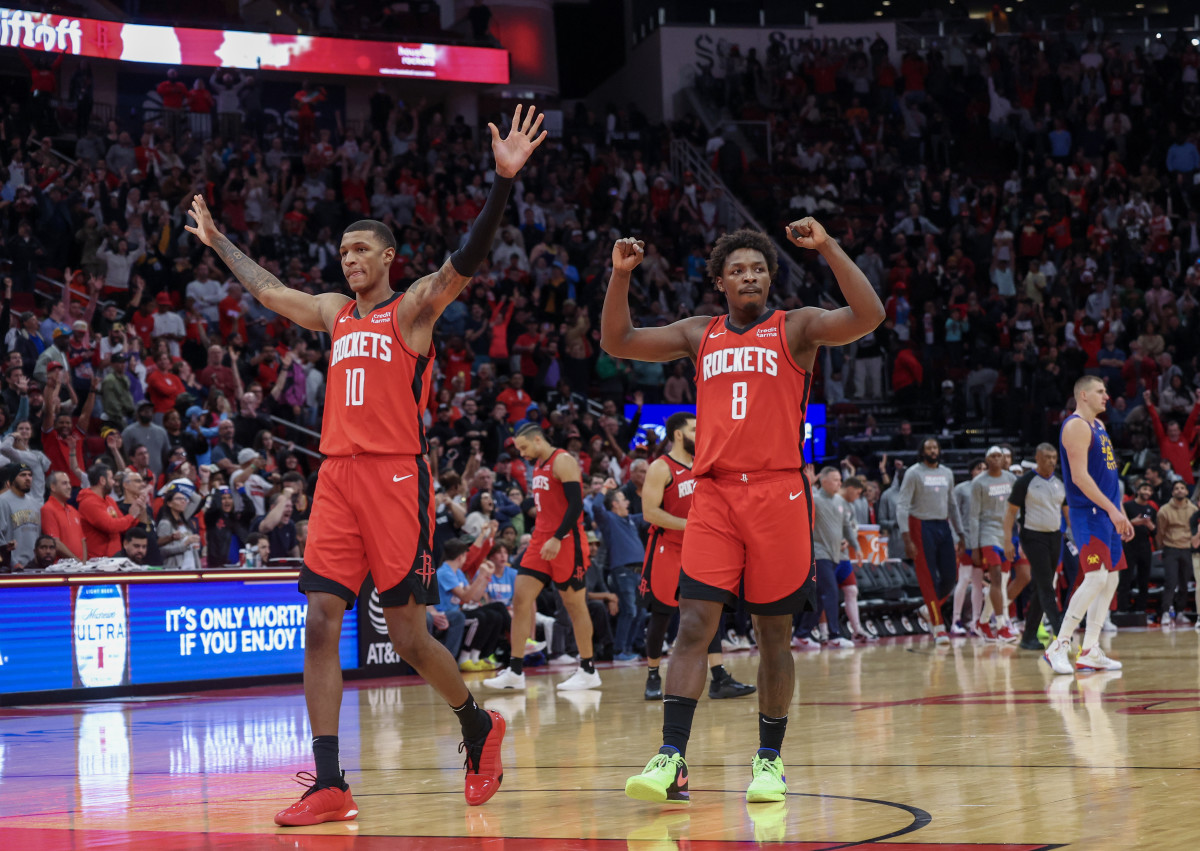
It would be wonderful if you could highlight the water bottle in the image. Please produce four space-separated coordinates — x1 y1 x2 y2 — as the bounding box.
245 547 259 569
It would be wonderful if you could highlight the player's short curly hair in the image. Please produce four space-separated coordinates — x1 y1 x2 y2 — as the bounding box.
706 229 778 285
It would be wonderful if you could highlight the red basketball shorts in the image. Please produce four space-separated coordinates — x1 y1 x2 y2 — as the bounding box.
518 528 589 591
679 469 815 615
300 454 437 608
641 529 684 613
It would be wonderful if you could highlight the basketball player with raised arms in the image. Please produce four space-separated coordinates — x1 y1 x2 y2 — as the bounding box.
186 105 546 824
603 219 884 806
482 423 602 692
1044 375 1133 674
639 411 756 701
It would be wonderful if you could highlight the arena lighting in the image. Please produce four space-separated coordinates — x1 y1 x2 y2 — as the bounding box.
0 7 509 83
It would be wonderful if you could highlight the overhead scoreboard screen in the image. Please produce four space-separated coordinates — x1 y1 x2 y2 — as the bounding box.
0 8 509 82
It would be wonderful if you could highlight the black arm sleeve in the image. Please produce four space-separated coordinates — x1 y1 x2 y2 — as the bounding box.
449 176 514 277
554 480 583 540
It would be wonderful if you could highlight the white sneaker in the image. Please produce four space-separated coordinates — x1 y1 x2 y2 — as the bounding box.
524 638 547 654
1076 645 1122 672
548 654 577 666
853 631 878 642
827 636 855 649
794 637 821 651
1043 638 1074 675
1101 616 1118 634
556 667 601 690
949 621 968 636
721 639 741 652
482 667 526 690
738 634 754 649
934 629 950 645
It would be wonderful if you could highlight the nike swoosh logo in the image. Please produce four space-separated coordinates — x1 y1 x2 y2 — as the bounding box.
708 331 725 338
339 316 352 323
393 474 413 483
677 771 688 786
789 491 803 500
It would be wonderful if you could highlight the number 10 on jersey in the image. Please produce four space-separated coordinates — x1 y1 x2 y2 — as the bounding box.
345 368 365 406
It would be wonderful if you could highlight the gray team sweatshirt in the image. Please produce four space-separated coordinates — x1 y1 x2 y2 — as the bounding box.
813 488 860 562
896 462 964 536
967 470 1017 550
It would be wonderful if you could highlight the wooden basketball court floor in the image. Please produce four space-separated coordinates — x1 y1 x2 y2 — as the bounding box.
2 629 1198 850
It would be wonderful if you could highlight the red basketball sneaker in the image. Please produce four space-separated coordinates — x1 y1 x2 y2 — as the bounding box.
274 772 359 826
461 709 505 806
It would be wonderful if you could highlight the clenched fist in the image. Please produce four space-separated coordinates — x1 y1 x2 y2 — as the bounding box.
612 237 645 272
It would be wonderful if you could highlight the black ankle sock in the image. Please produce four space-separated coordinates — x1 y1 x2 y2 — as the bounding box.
452 692 492 742
509 657 524 676
662 694 698 758
580 656 595 674
758 713 787 754
647 665 660 676
312 735 346 789
710 664 728 683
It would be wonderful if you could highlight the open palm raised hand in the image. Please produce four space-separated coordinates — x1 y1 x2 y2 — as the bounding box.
184 195 222 247
489 104 548 179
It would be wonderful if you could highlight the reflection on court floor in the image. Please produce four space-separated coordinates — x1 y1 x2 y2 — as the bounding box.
1 629 1198 849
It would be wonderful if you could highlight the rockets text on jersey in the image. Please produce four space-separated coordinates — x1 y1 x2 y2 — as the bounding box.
655 455 695 546
319 293 435 458
692 310 811 477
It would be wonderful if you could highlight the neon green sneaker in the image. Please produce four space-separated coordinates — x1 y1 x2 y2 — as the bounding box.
625 749 690 804
1037 618 1052 647
746 751 787 803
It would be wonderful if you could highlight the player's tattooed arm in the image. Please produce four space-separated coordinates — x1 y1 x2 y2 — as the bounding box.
186 194 347 332
209 233 284 297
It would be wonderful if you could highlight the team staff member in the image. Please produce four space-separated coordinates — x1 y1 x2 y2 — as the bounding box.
897 437 965 644
187 104 546 823
804 467 860 648
1004 443 1067 651
1119 480 1157 615
1155 480 1195 629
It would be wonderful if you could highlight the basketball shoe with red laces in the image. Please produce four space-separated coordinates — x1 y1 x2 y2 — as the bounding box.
461 709 506 805
274 771 359 826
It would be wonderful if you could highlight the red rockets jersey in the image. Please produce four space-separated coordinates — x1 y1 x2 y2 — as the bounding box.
693 310 811 477
530 449 585 540
320 293 435 457
653 454 695 546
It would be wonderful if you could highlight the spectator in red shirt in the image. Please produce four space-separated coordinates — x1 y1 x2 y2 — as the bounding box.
1144 388 1200 484
198 344 241 402
77 462 146 558
147 352 186 420
891 342 923 407
156 69 188 110
496 374 532 426
40 369 98 488
218 282 249 341
41 470 87 561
